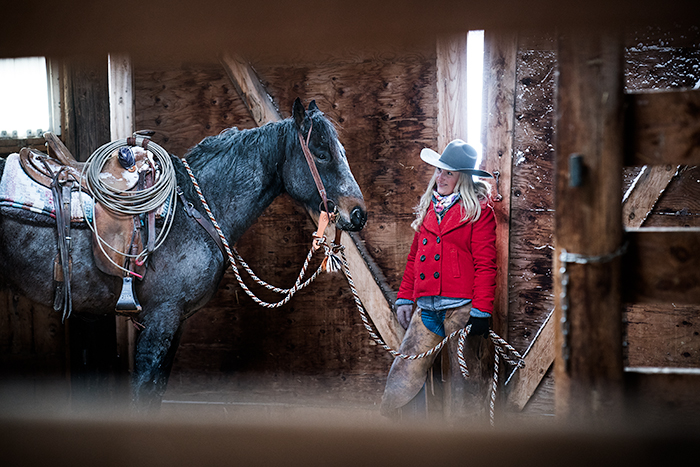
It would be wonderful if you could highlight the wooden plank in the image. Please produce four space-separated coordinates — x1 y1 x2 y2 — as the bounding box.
553 31 625 419
220 57 403 350
482 30 517 339
623 228 700 305
61 56 111 161
219 53 281 125
435 32 469 151
624 303 700 368
340 231 404 350
108 53 137 377
506 310 555 410
622 165 682 228
624 89 700 166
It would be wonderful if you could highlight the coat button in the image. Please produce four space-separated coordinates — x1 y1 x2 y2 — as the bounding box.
420 273 425 280
422 238 427 245
434 272 440 279
420 255 426 262
434 254 440 261
436 237 441 244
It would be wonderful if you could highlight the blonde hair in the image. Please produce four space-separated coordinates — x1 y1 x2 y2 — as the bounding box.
411 169 491 231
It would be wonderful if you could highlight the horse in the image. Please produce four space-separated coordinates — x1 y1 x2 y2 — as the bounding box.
0 98 367 410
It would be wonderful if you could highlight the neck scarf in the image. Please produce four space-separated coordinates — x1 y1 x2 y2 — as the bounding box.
432 191 460 223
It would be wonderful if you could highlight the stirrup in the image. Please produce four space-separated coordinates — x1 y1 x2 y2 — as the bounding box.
116 276 142 312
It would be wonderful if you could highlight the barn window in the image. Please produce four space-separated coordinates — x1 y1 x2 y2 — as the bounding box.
0 57 61 139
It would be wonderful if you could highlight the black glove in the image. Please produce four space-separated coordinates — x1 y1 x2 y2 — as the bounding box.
467 316 490 338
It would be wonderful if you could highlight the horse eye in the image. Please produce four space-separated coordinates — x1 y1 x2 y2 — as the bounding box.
316 151 330 161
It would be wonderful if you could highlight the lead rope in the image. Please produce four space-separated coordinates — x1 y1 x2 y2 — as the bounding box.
181 158 524 426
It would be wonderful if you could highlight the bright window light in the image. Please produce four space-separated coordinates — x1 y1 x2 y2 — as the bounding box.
0 57 51 138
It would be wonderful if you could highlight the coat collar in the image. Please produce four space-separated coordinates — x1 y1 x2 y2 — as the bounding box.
423 201 469 235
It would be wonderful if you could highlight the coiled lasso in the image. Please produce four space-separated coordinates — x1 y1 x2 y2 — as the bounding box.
80 137 178 275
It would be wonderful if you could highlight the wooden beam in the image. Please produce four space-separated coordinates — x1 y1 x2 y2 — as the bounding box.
221 55 404 349
505 310 555 411
219 52 281 125
553 30 625 420
624 89 700 166
436 33 469 152
340 231 404 350
108 53 137 378
622 227 700 305
482 30 517 340
622 165 683 228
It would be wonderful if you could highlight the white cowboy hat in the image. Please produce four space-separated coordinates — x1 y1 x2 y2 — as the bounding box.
420 139 493 178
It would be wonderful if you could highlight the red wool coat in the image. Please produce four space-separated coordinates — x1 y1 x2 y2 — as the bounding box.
397 200 497 314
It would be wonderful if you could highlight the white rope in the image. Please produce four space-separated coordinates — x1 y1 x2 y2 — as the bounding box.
79 138 177 275
181 160 524 426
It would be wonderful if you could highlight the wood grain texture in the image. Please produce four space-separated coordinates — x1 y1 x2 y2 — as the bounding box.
436 33 469 151
622 165 682 228
624 89 700 166
624 303 700 368
623 228 700 305
482 31 518 340
553 31 625 418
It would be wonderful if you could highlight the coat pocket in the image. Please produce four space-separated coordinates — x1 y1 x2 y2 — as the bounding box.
450 248 461 277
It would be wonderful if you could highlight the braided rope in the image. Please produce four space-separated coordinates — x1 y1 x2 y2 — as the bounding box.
80 138 178 275
181 158 524 425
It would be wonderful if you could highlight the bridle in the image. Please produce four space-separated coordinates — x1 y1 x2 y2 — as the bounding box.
297 121 338 248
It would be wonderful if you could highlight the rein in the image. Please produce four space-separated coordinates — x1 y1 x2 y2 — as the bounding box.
180 135 524 427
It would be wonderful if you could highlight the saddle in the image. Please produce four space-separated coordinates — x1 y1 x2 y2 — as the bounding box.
18 132 162 315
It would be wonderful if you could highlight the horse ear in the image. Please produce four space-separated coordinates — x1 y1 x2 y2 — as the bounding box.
293 97 306 129
308 100 319 112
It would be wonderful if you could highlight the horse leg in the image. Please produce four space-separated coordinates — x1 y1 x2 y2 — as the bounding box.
131 307 184 411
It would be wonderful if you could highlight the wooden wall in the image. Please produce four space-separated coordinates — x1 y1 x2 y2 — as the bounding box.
130 48 437 405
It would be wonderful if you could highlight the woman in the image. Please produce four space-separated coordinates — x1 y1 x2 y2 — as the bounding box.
380 139 497 419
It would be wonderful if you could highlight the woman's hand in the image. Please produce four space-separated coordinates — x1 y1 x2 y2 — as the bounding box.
396 304 414 329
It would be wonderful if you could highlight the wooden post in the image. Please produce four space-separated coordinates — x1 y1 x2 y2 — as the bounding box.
481 30 517 340
436 33 469 152
553 30 625 421
108 53 137 383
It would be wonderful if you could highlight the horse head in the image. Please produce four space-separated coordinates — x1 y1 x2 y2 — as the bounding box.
284 98 367 232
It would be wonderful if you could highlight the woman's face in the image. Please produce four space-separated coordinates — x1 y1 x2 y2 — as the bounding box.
435 168 459 195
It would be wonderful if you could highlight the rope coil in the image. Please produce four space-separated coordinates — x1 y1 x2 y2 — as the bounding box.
80 138 178 275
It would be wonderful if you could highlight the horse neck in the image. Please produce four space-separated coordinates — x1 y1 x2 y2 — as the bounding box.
189 123 291 244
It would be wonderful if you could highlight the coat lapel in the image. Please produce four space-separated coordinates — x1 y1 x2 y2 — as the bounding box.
424 202 468 235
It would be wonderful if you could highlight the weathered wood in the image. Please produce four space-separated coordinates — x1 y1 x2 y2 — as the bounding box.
624 303 700 368
482 31 518 340
622 228 700 305
108 53 137 377
624 89 700 166
221 57 403 350
220 53 281 125
506 310 555 411
60 56 111 161
644 165 700 227
622 165 682 228
340 231 404 350
553 31 625 420
436 32 469 151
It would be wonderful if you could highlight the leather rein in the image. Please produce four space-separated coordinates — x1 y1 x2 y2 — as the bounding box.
297 122 338 247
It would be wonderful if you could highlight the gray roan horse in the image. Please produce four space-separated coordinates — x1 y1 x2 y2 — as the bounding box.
0 98 367 409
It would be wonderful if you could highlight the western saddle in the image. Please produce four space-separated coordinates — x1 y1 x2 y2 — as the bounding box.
19 132 164 318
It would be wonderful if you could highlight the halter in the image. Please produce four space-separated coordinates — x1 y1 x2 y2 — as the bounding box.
297 121 337 249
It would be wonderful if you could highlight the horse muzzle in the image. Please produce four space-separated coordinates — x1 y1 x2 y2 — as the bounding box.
335 198 367 232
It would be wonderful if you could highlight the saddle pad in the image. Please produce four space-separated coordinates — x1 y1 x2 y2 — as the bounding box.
0 153 93 222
